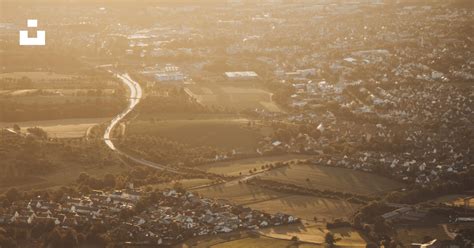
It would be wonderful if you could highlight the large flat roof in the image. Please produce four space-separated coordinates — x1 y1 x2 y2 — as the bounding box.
225 71 258 78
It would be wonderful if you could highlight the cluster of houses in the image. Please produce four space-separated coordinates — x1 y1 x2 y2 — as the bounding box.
108 189 298 246
262 70 473 183
0 188 298 246
0 189 141 232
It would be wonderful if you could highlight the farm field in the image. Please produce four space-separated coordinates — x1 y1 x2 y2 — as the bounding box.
177 221 364 248
211 236 321 248
0 71 74 80
176 230 322 248
126 117 272 152
193 181 360 221
1 95 117 104
0 118 109 138
245 194 360 221
200 155 314 176
432 194 474 208
0 72 118 89
151 178 215 191
0 71 123 122
395 226 451 246
185 83 282 112
136 113 243 121
0 89 116 97
258 164 404 196
193 181 285 205
259 222 366 247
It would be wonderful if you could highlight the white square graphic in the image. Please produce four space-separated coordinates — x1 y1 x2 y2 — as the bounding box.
20 19 45 46
27 19 38 28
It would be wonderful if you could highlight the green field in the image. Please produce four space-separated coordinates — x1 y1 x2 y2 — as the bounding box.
258 164 404 196
126 117 272 153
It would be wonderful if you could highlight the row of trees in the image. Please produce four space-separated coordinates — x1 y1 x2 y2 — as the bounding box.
246 178 375 205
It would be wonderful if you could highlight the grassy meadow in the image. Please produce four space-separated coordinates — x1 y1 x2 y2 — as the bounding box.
258 163 404 196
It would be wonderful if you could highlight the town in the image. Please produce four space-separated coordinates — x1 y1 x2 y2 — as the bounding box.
0 0 473 247
0 186 297 247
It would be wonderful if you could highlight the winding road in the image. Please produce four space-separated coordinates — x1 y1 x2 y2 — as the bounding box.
103 73 179 173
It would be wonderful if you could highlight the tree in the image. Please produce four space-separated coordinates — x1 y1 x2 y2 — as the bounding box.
27 127 48 139
12 124 21 133
374 216 390 233
5 188 21 202
103 174 116 188
325 232 336 247
62 229 79 247
172 181 185 193
0 232 17 248
366 243 378 248
77 172 90 184
45 228 63 248
422 235 433 243
85 232 107 247
18 76 33 88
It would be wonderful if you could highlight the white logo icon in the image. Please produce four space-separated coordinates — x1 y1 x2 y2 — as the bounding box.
19 19 45 46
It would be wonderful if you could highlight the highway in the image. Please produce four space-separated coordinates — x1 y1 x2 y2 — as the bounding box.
103 73 141 151
103 73 179 173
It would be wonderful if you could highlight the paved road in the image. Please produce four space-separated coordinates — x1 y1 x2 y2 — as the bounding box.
103 73 179 173
442 224 457 239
